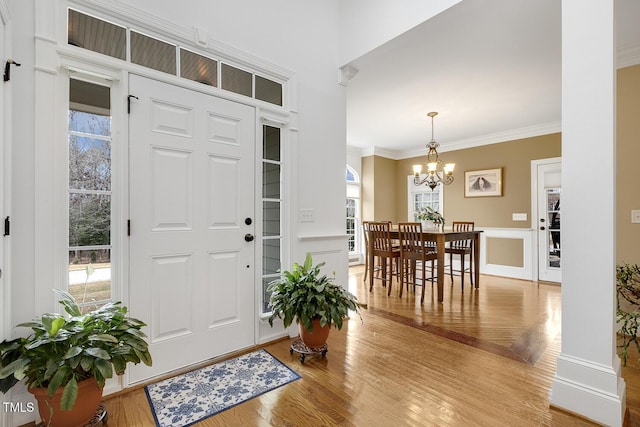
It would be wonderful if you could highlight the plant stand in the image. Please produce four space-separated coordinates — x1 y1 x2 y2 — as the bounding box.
290 338 328 364
35 404 108 427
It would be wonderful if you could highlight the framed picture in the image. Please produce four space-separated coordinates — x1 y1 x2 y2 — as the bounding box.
464 168 502 197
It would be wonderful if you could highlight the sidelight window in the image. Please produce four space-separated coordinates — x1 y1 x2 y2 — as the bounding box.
261 125 283 313
68 78 113 312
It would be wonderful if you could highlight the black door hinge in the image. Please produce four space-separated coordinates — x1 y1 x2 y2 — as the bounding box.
3 216 9 236
127 95 139 114
127 219 131 236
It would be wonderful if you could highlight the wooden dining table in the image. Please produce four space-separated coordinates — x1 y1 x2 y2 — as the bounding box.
369 228 482 303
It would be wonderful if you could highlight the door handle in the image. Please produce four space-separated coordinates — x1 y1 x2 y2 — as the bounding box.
540 226 546 231
244 233 255 242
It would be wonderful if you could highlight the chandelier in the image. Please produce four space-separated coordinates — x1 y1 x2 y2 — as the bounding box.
412 111 455 190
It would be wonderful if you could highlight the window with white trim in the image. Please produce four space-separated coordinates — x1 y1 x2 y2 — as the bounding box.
346 166 360 255
407 175 444 221
68 78 113 313
262 125 283 313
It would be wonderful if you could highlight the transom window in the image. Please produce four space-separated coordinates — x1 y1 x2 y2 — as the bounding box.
67 8 283 107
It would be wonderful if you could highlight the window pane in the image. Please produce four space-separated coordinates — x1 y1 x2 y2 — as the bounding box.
263 201 280 237
262 277 275 312
68 249 111 313
180 48 217 87
67 9 126 60
221 63 252 97
70 81 111 114
263 239 281 276
69 193 111 247
69 135 111 191
263 127 281 161
347 218 355 252
346 198 356 218
131 31 176 75
255 75 282 106
263 162 281 199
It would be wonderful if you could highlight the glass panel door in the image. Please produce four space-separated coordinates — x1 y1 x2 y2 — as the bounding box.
546 189 561 269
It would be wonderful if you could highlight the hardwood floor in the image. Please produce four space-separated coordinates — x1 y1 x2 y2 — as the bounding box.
101 266 640 426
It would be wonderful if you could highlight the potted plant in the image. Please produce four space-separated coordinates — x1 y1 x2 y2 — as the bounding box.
0 289 152 427
267 253 361 348
616 263 640 366
416 206 445 230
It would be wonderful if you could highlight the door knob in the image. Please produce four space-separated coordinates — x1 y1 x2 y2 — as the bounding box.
540 226 546 231
244 233 254 242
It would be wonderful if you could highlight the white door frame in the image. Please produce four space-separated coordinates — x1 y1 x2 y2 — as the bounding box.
530 157 562 282
1 2 11 426
0 0 10 342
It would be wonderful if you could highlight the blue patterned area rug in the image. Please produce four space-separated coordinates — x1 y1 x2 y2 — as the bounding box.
144 349 301 427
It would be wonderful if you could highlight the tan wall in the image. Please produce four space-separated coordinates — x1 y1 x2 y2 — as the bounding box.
617 65 640 264
486 237 524 267
395 134 561 227
361 155 399 222
373 156 397 221
361 156 375 221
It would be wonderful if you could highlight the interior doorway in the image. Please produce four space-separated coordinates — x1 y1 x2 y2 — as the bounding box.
128 75 257 383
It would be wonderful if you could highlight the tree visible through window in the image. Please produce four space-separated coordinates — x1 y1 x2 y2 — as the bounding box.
68 79 112 313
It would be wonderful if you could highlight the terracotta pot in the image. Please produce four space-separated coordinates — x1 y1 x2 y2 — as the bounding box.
30 376 103 427
299 318 331 348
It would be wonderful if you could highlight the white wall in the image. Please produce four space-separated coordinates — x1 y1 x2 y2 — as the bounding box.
338 0 462 65
7 0 37 328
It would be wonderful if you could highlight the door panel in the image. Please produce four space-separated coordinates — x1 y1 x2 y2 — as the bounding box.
537 162 561 283
128 75 255 383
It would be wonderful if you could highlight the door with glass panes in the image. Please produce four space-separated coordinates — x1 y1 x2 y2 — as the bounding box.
537 161 562 283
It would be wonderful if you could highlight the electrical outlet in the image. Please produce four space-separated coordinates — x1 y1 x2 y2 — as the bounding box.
300 209 315 222
512 213 527 221
632 210 640 224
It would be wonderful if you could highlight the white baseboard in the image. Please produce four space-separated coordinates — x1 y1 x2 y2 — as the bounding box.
549 354 626 426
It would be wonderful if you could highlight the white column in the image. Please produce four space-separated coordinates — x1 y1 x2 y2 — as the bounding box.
549 1 625 426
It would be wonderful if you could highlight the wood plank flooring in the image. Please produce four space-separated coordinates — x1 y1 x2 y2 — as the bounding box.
99 266 640 426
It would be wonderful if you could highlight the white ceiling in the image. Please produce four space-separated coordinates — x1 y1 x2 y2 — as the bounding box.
345 0 640 159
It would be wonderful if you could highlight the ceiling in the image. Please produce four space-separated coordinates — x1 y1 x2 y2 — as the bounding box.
345 0 640 159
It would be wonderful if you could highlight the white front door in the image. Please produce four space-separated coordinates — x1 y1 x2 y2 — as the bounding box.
128 75 256 383
536 160 562 283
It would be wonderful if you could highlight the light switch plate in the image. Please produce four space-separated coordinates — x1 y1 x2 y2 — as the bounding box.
632 210 640 224
300 209 315 222
512 213 527 221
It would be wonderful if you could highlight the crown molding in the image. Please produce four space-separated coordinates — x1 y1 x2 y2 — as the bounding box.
339 65 359 87
360 146 403 160
346 145 363 157
617 43 640 69
399 121 562 159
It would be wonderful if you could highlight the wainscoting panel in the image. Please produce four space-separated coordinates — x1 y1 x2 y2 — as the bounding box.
479 228 535 281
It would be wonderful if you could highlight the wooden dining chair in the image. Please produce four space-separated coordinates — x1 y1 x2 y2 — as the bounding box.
367 221 400 296
445 221 475 291
398 222 437 303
